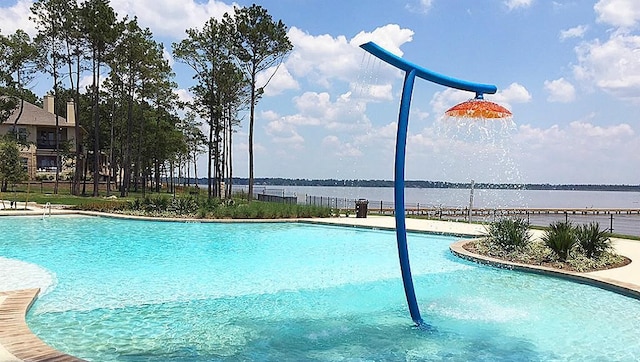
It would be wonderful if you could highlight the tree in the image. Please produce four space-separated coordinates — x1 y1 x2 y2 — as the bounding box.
225 5 292 200
178 112 206 186
0 29 39 129
173 17 233 199
0 138 27 192
31 0 69 194
109 17 150 197
80 0 119 196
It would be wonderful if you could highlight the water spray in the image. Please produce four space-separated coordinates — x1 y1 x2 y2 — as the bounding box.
360 41 512 327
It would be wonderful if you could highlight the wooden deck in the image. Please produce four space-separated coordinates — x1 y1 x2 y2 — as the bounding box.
0 289 85 362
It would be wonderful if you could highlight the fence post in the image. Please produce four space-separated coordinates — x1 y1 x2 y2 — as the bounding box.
565 212 568 223
610 214 614 234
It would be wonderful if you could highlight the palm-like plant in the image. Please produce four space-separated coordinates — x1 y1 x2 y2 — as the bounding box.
484 218 531 251
542 221 576 261
575 222 612 258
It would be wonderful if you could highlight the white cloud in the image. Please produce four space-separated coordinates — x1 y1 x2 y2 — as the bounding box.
321 135 363 157
285 24 413 90
0 0 237 41
174 88 194 104
573 32 640 99
264 118 305 146
351 24 414 57
163 47 174 67
490 82 533 105
109 0 237 38
510 120 639 183
0 0 36 37
559 25 588 41
284 91 370 131
257 64 299 96
504 0 534 11
594 0 640 28
430 88 474 118
544 78 576 102
406 0 434 14
78 73 109 94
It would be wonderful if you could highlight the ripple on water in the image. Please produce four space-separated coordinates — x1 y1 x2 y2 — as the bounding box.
0 257 57 294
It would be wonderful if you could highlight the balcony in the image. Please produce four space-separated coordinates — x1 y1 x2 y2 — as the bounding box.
37 140 61 150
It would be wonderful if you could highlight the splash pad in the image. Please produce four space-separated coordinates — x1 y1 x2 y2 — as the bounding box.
360 41 512 327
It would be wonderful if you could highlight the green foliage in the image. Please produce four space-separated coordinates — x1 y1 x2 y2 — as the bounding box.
73 200 128 212
542 221 577 261
575 222 612 258
119 194 330 219
224 4 292 198
168 196 198 215
0 139 27 191
483 218 531 250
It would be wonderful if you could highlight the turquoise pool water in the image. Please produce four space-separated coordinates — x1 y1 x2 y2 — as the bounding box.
1 215 639 361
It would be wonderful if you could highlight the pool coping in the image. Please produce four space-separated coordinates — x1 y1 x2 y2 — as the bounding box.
0 289 86 361
1 212 639 361
450 239 640 300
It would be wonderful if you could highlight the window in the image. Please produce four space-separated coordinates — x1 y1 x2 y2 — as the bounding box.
18 127 27 143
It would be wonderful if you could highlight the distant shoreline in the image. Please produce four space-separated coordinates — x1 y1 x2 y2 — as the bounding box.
192 178 640 192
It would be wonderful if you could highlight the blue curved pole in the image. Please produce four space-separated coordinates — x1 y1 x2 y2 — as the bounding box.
395 69 423 325
360 41 498 326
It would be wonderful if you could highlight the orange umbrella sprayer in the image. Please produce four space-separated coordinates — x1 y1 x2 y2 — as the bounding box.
445 98 512 119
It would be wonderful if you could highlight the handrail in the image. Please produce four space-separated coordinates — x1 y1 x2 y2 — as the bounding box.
43 202 51 219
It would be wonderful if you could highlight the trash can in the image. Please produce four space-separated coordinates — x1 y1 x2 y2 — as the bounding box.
355 199 369 218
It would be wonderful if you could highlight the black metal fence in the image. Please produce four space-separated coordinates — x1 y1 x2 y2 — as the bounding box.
256 193 297 204
303 194 640 237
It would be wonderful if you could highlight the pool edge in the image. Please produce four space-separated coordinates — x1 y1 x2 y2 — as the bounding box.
450 239 640 300
0 288 86 362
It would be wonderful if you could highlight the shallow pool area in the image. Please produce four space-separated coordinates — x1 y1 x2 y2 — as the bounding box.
1 215 639 361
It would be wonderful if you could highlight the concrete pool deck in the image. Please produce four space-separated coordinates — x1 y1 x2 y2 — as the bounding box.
0 208 639 361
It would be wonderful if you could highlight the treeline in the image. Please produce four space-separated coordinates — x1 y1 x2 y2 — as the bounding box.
193 177 640 192
0 0 291 200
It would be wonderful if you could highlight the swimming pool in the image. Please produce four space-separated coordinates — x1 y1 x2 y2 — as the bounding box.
1 215 639 361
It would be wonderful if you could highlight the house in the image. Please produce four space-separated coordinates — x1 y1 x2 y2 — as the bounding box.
0 95 78 180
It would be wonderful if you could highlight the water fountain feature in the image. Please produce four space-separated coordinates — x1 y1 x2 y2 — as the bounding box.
360 41 514 327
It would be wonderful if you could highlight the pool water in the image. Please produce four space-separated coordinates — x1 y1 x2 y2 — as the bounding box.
1 216 639 361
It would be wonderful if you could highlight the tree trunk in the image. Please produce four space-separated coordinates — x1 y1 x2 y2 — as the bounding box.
207 120 213 199
248 69 256 201
92 50 101 196
73 53 82 195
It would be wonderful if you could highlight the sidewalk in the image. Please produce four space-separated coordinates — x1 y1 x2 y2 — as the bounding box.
309 215 640 292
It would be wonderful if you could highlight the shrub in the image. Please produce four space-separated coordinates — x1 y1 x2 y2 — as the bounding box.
168 196 198 215
575 222 612 259
74 201 128 212
483 218 531 251
542 221 576 261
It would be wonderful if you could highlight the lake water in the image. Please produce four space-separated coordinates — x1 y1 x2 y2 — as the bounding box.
243 185 640 209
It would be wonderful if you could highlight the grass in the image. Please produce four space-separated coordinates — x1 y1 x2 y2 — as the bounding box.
0 185 332 219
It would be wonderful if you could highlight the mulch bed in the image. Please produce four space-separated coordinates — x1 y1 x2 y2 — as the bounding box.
462 240 631 273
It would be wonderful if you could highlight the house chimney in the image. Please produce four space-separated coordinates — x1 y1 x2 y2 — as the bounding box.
66 100 75 124
43 94 55 114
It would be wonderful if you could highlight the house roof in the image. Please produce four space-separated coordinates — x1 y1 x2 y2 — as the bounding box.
3 98 75 128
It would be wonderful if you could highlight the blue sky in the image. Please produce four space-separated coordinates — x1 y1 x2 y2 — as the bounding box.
1 0 639 184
